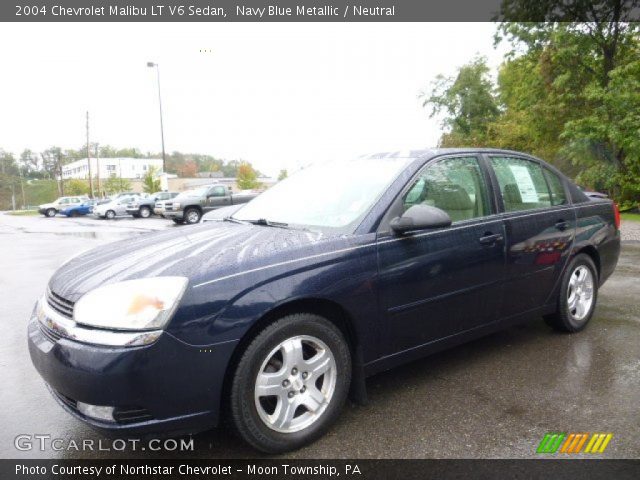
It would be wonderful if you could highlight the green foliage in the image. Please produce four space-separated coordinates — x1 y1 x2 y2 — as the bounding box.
64 179 90 196
142 166 161 193
421 56 500 147
277 169 288 181
103 177 132 194
422 12 640 204
236 162 259 190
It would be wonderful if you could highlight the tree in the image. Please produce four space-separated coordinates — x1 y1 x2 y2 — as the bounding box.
143 166 161 193
103 177 132 194
64 179 90 196
237 162 259 190
420 56 500 147
494 4 640 203
277 169 288 181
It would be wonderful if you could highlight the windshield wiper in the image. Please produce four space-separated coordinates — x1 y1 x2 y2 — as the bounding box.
223 216 247 224
245 218 290 229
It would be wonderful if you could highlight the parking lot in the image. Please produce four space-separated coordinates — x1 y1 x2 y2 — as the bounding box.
1 212 639 459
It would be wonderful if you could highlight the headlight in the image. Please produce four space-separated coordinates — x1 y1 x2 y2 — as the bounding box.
74 277 188 331
173 202 181 209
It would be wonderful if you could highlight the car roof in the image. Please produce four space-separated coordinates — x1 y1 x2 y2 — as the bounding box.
361 147 543 160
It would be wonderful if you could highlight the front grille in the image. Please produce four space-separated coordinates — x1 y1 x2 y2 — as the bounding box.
113 407 154 424
46 288 74 319
55 391 78 410
39 322 63 342
164 203 173 211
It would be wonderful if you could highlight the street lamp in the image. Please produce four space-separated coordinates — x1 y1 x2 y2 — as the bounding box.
147 62 166 173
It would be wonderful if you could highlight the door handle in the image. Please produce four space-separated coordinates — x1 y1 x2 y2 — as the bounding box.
555 220 569 231
479 233 504 246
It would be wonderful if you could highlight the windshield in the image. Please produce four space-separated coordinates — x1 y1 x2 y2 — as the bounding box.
233 157 412 231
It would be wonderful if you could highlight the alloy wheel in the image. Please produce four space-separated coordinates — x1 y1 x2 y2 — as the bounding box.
567 265 594 321
254 335 337 433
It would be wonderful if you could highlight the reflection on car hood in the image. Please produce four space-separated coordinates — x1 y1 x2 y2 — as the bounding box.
48 222 325 302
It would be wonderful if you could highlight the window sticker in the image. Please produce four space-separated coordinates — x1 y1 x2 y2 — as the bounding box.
509 165 539 202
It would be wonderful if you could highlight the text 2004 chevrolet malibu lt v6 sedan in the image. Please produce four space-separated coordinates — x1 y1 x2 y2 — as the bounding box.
28 149 620 453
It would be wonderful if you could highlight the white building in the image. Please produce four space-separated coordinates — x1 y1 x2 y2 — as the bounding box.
61 158 163 180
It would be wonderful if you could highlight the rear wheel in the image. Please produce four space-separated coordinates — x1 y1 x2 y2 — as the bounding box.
45 208 56 217
139 206 151 218
544 253 598 332
230 314 351 453
184 208 202 224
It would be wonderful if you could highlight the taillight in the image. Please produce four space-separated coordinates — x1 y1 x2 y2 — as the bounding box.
613 203 621 230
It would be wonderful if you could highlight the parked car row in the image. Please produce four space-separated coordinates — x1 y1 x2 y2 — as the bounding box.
37 184 260 224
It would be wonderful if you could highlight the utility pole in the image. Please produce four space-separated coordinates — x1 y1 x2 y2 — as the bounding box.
18 163 26 209
86 111 94 198
57 150 64 196
95 143 101 198
147 62 166 172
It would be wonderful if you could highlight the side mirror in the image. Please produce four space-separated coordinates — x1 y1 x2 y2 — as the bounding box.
390 204 451 234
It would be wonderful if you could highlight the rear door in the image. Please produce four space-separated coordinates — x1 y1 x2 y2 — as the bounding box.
485 155 575 318
377 155 506 355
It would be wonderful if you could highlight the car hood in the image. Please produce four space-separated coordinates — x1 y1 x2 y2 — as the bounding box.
48 222 326 303
39 202 56 209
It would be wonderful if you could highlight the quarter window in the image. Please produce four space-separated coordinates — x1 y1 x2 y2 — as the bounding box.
542 168 567 206
403 156 491 223
490 157 552 212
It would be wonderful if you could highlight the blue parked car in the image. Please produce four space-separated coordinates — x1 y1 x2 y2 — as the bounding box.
59 200 96 217
28 149 620 453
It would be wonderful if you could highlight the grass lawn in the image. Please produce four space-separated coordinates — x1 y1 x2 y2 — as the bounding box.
6 210 39 216
621 212 640 223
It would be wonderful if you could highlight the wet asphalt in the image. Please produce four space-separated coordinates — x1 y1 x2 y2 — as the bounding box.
1 213 638 459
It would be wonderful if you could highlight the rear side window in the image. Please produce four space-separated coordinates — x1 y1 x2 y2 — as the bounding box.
542 168 568 206
489 156 552 212
403 156 491 223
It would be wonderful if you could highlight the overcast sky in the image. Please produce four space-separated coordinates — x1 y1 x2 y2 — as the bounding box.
0 23 506 176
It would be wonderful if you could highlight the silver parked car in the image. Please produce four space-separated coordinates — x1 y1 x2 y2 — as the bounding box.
93 195 141 219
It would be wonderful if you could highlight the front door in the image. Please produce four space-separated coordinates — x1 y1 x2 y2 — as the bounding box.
377 155 506 355
206 186 230 211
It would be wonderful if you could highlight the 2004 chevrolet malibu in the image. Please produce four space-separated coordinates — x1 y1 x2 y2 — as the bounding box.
29 149 620 452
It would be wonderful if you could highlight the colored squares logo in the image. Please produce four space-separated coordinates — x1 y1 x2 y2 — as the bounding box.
537 433 613 454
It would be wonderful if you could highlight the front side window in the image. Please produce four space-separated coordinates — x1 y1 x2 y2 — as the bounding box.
402 156 491 223
490 156 552 212
210 186 226 197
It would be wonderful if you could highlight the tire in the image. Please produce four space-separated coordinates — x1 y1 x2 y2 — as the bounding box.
544 253 598 333
45 208 56 217
184 208 202 224
230 313 351 453
172 218 184 225
139 206 151 218
105 210 116 220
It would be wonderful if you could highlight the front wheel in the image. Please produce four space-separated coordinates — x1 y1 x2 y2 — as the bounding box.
230 314 351 453
45 208 56 217
139 206 151 218
105 210 116 220
544 253 598 332
184 208 202 224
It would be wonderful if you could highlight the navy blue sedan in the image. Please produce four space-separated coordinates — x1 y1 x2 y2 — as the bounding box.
28 149 620 452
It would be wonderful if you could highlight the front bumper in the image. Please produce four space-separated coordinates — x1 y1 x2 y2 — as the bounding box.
163 210 184 219
27 312 237 435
